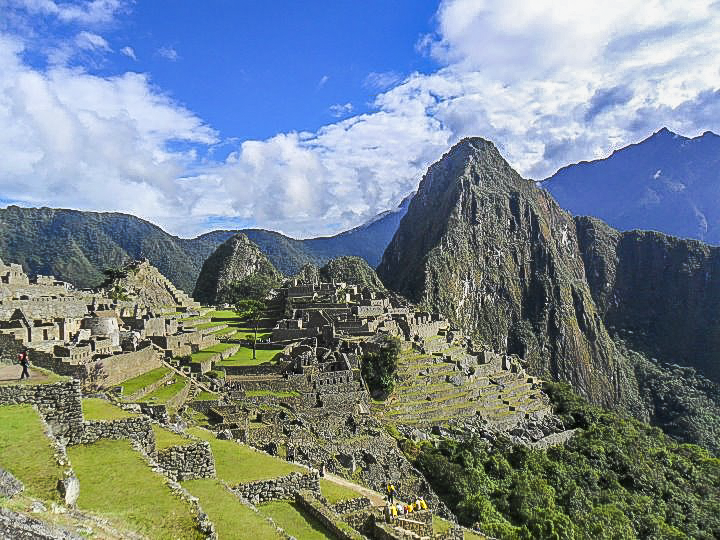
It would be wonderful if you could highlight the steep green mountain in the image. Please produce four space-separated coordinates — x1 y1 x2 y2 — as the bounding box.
575 215 720 382
192 233 281 304
0 196 411 293
319 256 386 291
378 138 625 407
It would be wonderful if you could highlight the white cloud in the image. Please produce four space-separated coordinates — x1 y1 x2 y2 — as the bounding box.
120 45 136 60
317 74 329 88
329 102 353 117
364 71 402 90
157 45 179 62
5 0 126 24
75 31 110 51
0 34 216 230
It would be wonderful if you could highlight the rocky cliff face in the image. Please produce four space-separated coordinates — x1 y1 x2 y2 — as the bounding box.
192 233 281 304
319 256 386 291
378 138 625 406
575 216 720 382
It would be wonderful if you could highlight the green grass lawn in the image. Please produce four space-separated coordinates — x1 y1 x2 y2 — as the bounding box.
138 375 188 404
245 390 300 398
186 427 303 484
194 390 219 401
183 478 283 539
153 424 192 450
67 439 202 539
0 366 67 386
220 346 283 367
192 321 228 330
260 501 333 540
118 366 171 397
82 398 137 421
190 343 236 364
0 405 64 502
211 327 238 336
319 478 364 504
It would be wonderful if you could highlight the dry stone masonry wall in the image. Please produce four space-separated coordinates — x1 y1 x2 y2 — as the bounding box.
233 471 320 504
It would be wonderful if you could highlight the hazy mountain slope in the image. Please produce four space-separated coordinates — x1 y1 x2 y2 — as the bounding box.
543 128 720 243
0 206 224 292
378 137 625 407
0 195 412 292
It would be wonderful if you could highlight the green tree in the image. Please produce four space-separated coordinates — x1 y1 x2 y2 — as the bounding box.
227 274 277 304
234 299 265 360
361 334 401 398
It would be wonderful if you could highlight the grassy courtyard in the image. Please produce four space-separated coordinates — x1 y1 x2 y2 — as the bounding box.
260 501 333 540
0 404 64 502
67 439 202 539
139 374 188 404
186 427 303 484
82 398 137 421
182 478 284 539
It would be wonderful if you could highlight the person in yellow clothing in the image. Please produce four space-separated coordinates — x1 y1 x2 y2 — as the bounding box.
386 483 396 504
419 497 428 510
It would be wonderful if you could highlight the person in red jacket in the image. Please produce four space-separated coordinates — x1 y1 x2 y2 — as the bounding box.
17 349 30 380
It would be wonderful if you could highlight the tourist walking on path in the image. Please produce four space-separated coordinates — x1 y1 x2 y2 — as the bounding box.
18 349 30 380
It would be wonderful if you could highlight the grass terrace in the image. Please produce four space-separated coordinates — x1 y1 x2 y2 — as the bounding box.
67 439 202 539
82 398 137 421
193 390 219 401
0 366 67 386
189 342 237 364
118 366 172 397
192 321 228 330
182 478 283 539
152 424 192 450
260 501 333 540
139 374 188 404
319 478 364 504
219 346 283 367
187 427 304 484
0 404 64 502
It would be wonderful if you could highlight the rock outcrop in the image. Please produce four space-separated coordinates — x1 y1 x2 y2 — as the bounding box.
319 256 386 292
192 233 281 304
378 138 625 406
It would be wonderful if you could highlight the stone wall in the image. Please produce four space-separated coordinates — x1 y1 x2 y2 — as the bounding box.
233 471 320 504
67 417 155 455
0 380 83 437
295 491 365 540
0 332 25 364
156 441 216 481
330 497 372 515
91 346 163 387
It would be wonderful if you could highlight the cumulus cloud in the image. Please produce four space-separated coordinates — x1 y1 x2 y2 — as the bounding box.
0 34 216 230
2 0 720 238
120 45 136 60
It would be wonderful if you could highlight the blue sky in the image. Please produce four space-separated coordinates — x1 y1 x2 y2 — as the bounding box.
1 0 719 238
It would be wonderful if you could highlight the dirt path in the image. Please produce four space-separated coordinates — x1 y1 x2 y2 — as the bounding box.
322 472 388 506
0 365 50 384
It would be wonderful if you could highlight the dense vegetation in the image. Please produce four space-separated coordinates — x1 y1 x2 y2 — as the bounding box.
402 383 720 539
361 335 401 398
319 256 386 291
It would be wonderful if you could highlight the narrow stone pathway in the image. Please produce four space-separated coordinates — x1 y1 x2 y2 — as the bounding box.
0 365 50 384
322 472 388 506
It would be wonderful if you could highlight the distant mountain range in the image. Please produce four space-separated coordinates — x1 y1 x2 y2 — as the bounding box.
0 193 412 293
543 128 720 244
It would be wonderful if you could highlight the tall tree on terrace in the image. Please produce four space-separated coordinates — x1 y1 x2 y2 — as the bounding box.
234 299 265 360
